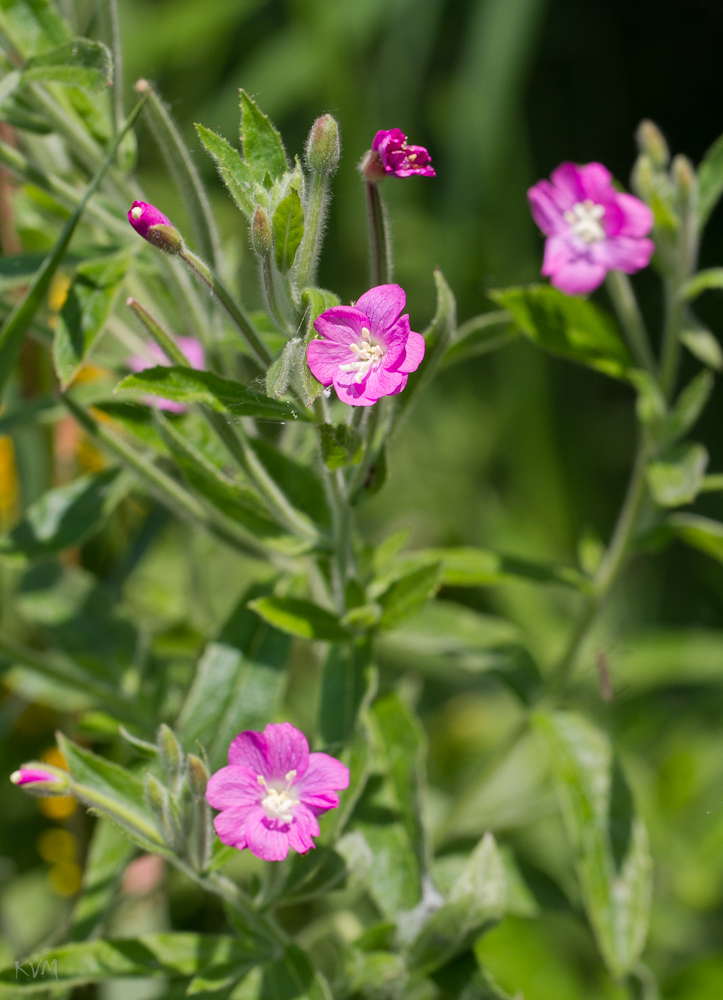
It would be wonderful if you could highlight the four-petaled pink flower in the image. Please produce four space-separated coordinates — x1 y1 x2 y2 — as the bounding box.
127 338 205 413
371 129 435 178
206 722 349 862
306 284 425 406
527 162 654 295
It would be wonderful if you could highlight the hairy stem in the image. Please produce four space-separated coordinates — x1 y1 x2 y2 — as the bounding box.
605 271 656 372
295 171 329 290
365 181 391 286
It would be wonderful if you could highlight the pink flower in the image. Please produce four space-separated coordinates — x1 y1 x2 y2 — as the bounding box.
306 283 425 407
10 766 69 792
527 162 654 295
206 722 349 862
127 338 205 413
368 129 435 179
127 201 182 254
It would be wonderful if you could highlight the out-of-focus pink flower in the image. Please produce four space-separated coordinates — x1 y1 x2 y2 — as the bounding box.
127 338 205 413
527 162 654 295
367 129 435 179
10 765 69 793
206 722 349 862
306 283 425 407
127 201 182 254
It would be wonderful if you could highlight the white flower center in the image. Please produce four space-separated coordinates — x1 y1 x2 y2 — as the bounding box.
257 770 299 824
339 326 384 383
130 206 143 221
563 200 605 243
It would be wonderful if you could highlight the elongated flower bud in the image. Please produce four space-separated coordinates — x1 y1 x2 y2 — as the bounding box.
672 154 697 203
186 754 209 798
158 724 184 785
636 120 669 170
251 206 273 258
306 114 340 174
10 765 70 796
128 201 183 254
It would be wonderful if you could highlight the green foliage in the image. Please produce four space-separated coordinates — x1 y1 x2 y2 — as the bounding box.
646 443 708 507
248 595 350 641
318 422 363 470
22 38 113 90
273 189 304 272
240 90 289 182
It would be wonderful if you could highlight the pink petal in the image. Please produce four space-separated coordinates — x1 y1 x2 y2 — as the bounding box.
177 337 205 369
333 379 378 406
547 254 606 295
394 330 425 374
615 193 654 238
576 162 615 202
296 752 350 812
306 339 352 386
213 806 255 849
378 314 410 368
314 306 369 345
287 805 320 853
365 366 407 400
205 765 261 811
261 722 310 779
355 284 406 335
550 162 587 206
542 234 576 275
244 810 290 861
527 181 568 235
228 730 272 774
592 235 655 274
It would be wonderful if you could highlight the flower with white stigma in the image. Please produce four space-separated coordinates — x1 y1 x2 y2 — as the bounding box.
527 162 654 295
306 283 425 406
127 200 183 254
205 722 349 862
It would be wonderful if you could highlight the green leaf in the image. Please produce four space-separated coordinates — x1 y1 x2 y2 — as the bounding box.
537 711 653 978
376 562 441 631
57 734 169 855
53 252 129 388
0 0 70 60
177 587 290 770
240 90 288 182
249 437 330 528
442 312 516 368
319 640 371 748
300 286 340 405
71 818 135 940
647 443 708 507
154 413 287 540
489 284 632 379
248 596 350 641
318 422 362 470
698 132 723 225
0 468 130 562
404 546 589 591
372 692 429 875
664 369 714 443
681 267 723 301
266 338 302 400
258 945 332 1000
196 123 255 219
22 38 112 90
681 325 723 371
432 951 515 1000
407 833 507 975
273 189 304 273
664 513 723 562
0 933 262 993
115 367 300 421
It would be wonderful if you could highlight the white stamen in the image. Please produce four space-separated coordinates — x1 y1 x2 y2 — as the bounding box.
256 770 300 823
564 199 605 243
340 331 384 383
130 206 143 221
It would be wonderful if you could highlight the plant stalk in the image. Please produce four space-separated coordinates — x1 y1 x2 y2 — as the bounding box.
605 271 656 373
295 171 329 291
365 180 391 285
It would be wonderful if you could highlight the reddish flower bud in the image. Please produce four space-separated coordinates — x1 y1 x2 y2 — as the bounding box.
128 201 183 254
10 765 70 795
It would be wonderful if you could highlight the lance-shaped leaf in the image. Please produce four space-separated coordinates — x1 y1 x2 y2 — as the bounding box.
300 286 340 405
389 546 589 591
248 595 350 641
54 252 129 388
57 734 171 855
698 131 723 226
0 468 130 562
115 366 301 420
0 0 70 59
663 513 723 562
536 711 653 979
23 38 112 90
273 189 304 272
375 562 442 631
0 933 263 993
319 640 371 748
664 369 714 444
177 586 290 770
71 818 135 940
647 443 708 507
240 90 288 182
266 338 302 399
257 945 332 1000
196 123 255 218
408 833 507 975
490 284 632 379
318 422 363 470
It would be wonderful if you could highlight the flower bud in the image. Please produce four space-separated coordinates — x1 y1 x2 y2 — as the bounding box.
306 114 340 174
128 201 183 254
672 154 697 203
251 206 273 258
359 148 386 183
636 120 669 170
10 765 70 796
144 772 167 817
186 754 209 798
157 724 183 784
631 154 656 203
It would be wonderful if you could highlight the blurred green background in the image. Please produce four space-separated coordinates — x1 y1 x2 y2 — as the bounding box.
4 1 723 997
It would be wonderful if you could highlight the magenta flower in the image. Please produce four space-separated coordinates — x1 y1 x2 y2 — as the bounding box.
367 129 435 179
306 283 425 407
128 201 182 254
527 162 654 295
206 722 349 862
127 337 205 413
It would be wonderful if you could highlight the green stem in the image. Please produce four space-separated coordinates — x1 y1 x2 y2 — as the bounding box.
98 0 124 133
548 443 649 694
660 181 699 398
605 272 656 373
261 256 290 334
365 181 391 286
179 247 271 367
295 171 329 290
347 400 385 501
